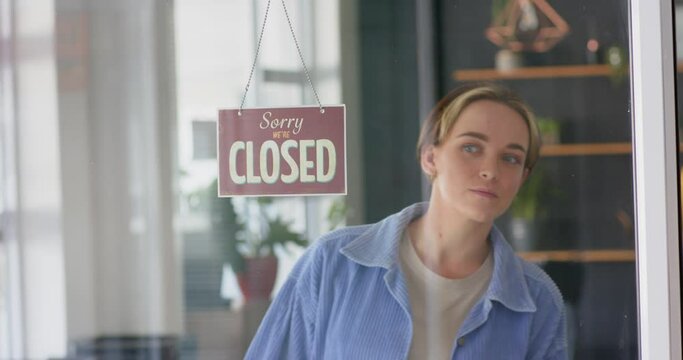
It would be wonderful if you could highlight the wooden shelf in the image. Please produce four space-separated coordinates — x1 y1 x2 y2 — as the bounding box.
541 142 631 157
454 64 613 81
517 249 635 263
541 142 683 156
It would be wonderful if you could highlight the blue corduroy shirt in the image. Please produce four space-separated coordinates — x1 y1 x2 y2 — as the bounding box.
246 202 568 359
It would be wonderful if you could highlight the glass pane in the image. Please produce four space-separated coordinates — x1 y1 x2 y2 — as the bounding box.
0 0 654 358
441 1 636 358
175 0 342 357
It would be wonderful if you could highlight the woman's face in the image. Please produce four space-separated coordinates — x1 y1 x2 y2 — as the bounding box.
425 100 530 223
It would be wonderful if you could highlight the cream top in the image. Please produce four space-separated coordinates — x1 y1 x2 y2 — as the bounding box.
400 231 494 360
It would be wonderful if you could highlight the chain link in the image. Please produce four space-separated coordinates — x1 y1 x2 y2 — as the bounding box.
239 0 272 115
239 0 324 115
280 0 324 113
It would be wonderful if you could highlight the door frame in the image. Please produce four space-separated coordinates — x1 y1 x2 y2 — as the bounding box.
630 0 682 358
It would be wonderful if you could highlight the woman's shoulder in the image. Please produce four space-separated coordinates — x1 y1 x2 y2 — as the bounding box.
318 223 373 244
518 259 565 311
293 223 375 272
310 223 374 255
296 204 421 278
490 227 565 312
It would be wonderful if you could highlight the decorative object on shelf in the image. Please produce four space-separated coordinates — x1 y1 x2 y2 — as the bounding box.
584 17 601 65
486 0 570 53
605 45 628 85
536 116 561 145
495 48 524 72
506 170 544 251
509 169 545 220
585 38 601 65
506 168 562 251
508 216 537 252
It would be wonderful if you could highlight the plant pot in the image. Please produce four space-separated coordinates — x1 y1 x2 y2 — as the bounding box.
495 49 523 72
507 217 537 252
236 255 279 302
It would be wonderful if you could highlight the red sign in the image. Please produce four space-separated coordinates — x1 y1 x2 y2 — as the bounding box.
218 105 346 197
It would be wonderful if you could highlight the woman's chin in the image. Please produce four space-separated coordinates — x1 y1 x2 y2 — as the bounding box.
458 207 498 225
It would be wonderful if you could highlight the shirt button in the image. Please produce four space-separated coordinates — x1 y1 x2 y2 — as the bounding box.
458 337 466 346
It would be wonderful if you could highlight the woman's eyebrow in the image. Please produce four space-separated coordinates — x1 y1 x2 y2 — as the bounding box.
456 131 488 141
457 131 527 153
507 143 527 153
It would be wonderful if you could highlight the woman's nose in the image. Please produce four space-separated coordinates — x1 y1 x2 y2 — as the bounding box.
479 169 495 180
479 159 498 180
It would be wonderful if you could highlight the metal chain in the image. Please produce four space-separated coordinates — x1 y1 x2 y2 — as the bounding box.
239 0 272 115
238 0 324 115
280 0 324 113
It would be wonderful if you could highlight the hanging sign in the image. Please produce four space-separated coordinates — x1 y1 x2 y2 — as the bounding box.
218 105 346 197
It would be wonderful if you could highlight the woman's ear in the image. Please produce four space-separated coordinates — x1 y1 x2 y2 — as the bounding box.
420 145 437 179
522 167 530 183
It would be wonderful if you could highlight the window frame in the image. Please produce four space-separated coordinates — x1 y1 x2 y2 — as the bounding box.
630 0 682 358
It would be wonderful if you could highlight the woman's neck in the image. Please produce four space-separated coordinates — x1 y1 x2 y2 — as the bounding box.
408 202 492 279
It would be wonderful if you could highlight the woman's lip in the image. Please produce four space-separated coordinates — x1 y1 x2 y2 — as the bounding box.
470 188 498 198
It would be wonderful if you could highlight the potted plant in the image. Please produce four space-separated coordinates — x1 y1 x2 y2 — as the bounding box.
536 117 561 145
200 180 308 301
208 192 307 302
507 168 546 251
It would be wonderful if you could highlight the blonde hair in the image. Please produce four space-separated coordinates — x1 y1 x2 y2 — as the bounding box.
417 83 541 170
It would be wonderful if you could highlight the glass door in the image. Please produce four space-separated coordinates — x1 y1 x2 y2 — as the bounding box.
0 0 679 359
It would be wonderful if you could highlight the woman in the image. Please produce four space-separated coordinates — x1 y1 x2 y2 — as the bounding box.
246 83 567 359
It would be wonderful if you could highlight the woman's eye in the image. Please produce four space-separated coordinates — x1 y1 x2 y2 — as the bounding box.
503 154 522 165
462 144 479 153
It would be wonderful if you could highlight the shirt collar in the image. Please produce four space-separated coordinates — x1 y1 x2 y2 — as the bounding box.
340 202 425 269
486 226 537 312
340 202 536 313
